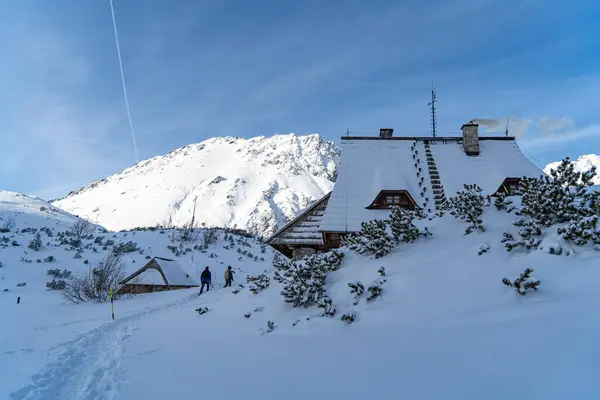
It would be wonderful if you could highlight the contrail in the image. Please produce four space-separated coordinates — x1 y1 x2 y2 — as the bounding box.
109 0 139 164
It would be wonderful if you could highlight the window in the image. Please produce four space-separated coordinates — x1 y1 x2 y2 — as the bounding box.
385 195 402 205
497 178 521 196
367 190 416 210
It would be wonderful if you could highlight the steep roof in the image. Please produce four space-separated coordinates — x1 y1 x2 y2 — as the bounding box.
430 139 542 197
320 139 423 233
320 136 542 232
119 257 198 287
266 193 330 246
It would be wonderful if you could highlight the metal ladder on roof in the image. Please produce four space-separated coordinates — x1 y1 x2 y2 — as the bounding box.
411 141 433 214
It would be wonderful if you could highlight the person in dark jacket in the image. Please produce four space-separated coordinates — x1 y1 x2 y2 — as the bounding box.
199 267 211 294
224 266 234 288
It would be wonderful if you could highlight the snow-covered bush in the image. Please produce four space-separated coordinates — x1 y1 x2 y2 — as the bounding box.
341 311 356 325
62 252 126 304
502 267 540 295
348 281 365 305
28 233 42 251
343 220 394 258
263 320 276 334
478 244 490 255
445 184 488 235
378 266 386 277
201 228 219 249
46 279 66 290
275 250 343 308
367 282 383 302
520 158 597 227
244 312 251 319
387 206 431 243
557 216 600 246
494 193 515 213
195 307 210 315
112 241 139 255
246 272 270 294
44 255 55 263
47 268 72 279
502 220 543 252
317 295 336 317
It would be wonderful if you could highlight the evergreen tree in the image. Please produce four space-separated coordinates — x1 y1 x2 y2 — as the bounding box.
274 250 344 308
494 192 515 213
343 220 394 258
28 233 42 251
387 207 431 243
501 219 543 251
557 216 600 246
445 184 488 234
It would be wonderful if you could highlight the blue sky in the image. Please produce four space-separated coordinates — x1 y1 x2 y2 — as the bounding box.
1 0 598 199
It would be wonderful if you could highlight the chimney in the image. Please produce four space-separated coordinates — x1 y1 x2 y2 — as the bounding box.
380 128 393 138
461 122 480 156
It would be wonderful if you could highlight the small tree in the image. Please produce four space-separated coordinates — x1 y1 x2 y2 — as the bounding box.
62 252 126 303
246 272 270 294
502 267 540 295
0 217 16 233
28 233 42 251
494 192 515 213
70 219 94 241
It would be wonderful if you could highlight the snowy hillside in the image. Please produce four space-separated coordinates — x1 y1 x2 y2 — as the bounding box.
4 199 600 398
5 164 600 399
545 154 600 184
52 134 340 236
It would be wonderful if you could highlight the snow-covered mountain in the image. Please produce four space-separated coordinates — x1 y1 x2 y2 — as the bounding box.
52 133 340 236
545 154 600 184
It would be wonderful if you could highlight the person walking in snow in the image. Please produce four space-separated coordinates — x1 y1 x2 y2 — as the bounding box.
199 267 211 294
224 266 234 288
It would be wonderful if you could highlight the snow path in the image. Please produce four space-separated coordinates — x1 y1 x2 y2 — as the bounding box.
9 293 198 400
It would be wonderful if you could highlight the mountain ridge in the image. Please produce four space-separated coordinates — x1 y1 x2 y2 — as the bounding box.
52 133 340 236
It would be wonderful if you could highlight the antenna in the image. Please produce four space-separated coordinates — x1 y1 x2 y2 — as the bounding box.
345 129 351 137
429 86 437 138
505 116 511 137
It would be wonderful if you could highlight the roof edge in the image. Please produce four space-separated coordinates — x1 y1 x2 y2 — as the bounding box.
265 192 331 244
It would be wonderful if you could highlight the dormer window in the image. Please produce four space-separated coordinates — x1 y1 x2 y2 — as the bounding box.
496 178 521 196
366 190 417 210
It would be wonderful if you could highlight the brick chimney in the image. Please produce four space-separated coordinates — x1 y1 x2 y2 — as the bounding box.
461 122 480 156
380 128 393 138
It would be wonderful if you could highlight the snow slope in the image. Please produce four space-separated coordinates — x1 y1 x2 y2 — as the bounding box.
52 134 340 236
545 154 600 184
4 190 600 399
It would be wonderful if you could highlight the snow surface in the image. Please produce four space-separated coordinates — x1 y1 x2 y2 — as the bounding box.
136 268 166 285
4 189 600 399
52 134 339 236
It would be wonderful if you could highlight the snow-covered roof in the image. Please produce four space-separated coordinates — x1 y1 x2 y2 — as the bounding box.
266 193 330 246
431 139 542 197
120 257 198 287
154 257 198 286
320 137 542 232
320 139 423 233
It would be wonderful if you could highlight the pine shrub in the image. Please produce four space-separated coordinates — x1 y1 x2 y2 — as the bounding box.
274 250 343 308
343 220 394 258
502 267 540 295
446 184 488 235
341 311 356 325
348 281 365 305
46 279 66 290
28 233 42 251
195 307 210 315
246 272 270 294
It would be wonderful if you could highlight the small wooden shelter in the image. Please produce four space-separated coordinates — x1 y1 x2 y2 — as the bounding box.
117 257 198 294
